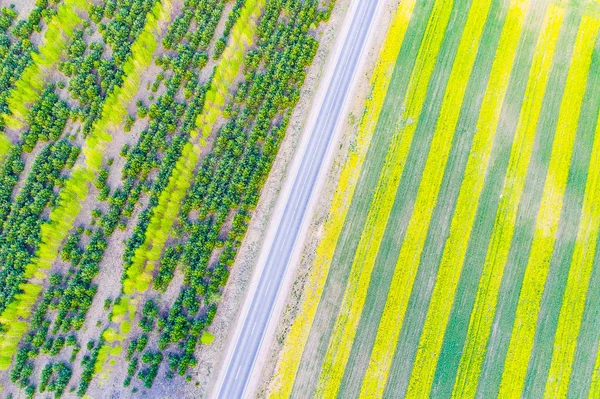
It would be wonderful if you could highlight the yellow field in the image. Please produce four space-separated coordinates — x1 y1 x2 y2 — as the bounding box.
268 0 416 396
497 14 600 398
275 1 600 397
404 0 530 395
359 0 494 395
451 6 565 397
543 82 600 398
591 346 600 397
313 1 455 396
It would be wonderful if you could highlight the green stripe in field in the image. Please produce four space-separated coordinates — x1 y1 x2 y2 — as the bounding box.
372 2 508 398
380 0 512 396
429 2 549 396
359 0 495 395
585 244 600 398
336 0 480 396
449 5 564 398
567 238 600 397
334 0 476 396
370 2 508 398
290 1 440 396
405 0 530 395
497 14 600 399
269 0 418 396
543 42 600 399
313 1 456 397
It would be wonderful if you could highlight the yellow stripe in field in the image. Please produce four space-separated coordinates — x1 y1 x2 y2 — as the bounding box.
267 1 417 397
544 66 600 399
591 338 600 397
497 14 600 399
405 0 530 396
359 0 495 396
451 5 565 398
312 1 454 397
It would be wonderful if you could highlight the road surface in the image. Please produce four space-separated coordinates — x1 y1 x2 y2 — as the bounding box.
215 1 380 397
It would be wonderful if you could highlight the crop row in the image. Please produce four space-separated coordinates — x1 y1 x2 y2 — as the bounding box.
84 0 240 388
112 0 331 384
314 1 454 397
497 15 600 398
119 0 264 298
4 0 88 133
0 0 337 395
544 83 600 398
0 0 216 394
269 0 418 396
0 0 68 159
451 6 565 398
406 0 530 393
67 0 333 391
362 0 494 396
95 1 249 365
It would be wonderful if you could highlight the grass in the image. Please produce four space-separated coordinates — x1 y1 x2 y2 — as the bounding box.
450 5 565 398
543 51 600 399
268 1 416 396
404 0 530 395
497 14 600 398
313 1 455 397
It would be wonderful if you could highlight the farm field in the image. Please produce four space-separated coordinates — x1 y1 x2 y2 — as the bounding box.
268 0 600 398
0 0 338 397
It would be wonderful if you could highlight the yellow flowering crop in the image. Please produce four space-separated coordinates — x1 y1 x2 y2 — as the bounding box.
405 0 530 395
360 0 495 395
498 14 600 398
313 0 456 397
544 70 600 399
451 5 565 398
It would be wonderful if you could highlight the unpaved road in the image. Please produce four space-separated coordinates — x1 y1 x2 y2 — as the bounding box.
214 1 381 397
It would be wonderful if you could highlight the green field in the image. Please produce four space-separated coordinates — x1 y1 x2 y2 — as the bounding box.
271 0 600 397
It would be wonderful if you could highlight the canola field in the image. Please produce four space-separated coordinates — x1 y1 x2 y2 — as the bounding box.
270 0 600 397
